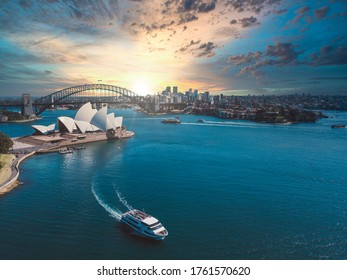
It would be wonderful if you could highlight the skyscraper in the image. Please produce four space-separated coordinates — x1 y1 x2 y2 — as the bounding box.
173 86 178 94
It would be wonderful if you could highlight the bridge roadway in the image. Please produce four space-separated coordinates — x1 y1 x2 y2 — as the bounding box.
0 101 189 107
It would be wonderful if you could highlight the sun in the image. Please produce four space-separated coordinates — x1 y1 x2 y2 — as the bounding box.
131 77 157 96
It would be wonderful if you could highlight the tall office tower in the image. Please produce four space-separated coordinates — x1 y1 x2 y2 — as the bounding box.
154 95 160 112
193 89 198 100
173 86 178 94
21 94 34 116
166 86 171 93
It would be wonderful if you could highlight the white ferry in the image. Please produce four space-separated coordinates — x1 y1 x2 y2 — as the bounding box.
161 118 181 124
121 209 168 240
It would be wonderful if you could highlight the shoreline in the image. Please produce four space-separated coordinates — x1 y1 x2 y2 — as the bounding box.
0 154 15 185
0 130 135 194
36 130 135 154
138 110 320 124
0 117 42 123
0 152 35 195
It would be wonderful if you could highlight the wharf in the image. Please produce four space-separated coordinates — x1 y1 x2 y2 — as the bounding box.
12 130 134 154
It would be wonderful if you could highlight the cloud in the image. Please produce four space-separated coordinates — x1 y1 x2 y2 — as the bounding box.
18 0 32 9
314 6 329 19
308 45 347 66
227 41 347 79
182 0 195 11
198 2 216 13
239 16 259 28
225 0 282 14
0 0 124 40
288 5 311 25
177 40 201 53
227 42 301 77
178 0 217 13
132 20 176 34
265 42 300 65
195 41 217 57
176 40 216 57
178 13 199 25
227 51 262 64
0 62 55 82
297 6 310 14
272 9 287 15
3 0 345 97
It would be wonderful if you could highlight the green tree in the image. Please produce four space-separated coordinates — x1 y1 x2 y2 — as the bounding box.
0 131 13 153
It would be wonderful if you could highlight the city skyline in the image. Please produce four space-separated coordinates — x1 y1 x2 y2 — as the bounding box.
0 0 346 97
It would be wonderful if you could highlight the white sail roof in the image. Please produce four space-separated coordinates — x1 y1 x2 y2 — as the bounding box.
90 124 101 131
90 106 108 131
58 116 77 133
74 102 97 123
32 124 55 135
44 102 123 135
75 120 92 133
107 113 116 130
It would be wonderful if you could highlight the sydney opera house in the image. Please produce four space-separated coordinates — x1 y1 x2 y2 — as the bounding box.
32 102 123 135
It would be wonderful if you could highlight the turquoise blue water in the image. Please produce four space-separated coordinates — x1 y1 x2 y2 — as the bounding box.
0 109 347 259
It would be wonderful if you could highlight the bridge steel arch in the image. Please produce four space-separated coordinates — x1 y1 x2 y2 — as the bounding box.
33 84 138 115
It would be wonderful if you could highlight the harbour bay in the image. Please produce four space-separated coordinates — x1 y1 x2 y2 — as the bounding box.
0 109 347 259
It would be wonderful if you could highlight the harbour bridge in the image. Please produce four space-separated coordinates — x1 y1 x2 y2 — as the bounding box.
0 83 189 115
33 84 140 115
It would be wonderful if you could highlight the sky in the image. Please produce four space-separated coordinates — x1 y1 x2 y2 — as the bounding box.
0 0 346 96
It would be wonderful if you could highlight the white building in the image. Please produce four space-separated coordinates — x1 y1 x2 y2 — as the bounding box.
32 102 123 135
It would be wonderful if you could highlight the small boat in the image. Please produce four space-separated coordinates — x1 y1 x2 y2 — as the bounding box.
121 209 168 240
73 145 86 150
331 124 346 128
197 119 205 123
59 148 73 154
161 119 181 124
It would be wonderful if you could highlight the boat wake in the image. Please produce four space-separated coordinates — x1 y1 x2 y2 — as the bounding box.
91 180 136 221
91 183 122 221
181 121 264 129
114 185 133 211
138 117 167 120
180 122 243 128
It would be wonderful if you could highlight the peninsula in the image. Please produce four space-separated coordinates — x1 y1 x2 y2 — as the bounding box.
0 102 134 194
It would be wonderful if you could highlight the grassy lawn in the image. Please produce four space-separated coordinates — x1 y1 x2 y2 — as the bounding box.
0 154 15 185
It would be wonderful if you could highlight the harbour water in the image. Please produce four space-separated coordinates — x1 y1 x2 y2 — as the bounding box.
0 109 347 259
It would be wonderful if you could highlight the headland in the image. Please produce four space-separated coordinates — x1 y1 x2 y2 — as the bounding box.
0 129 134 194
0 154 15 191
0 101 135 194
0 110 42 123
